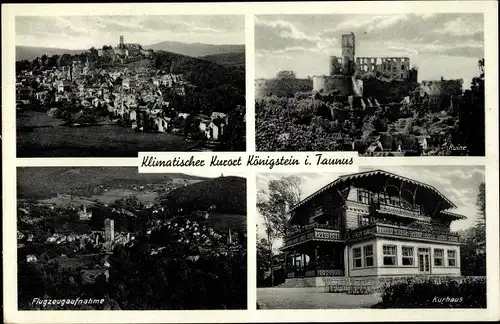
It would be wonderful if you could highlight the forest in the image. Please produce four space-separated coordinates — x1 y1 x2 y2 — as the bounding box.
256 61 485 156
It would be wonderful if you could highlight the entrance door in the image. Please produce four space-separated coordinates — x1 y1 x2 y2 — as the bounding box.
418 248 430 274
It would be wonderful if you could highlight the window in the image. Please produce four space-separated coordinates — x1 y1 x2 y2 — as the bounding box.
434 249 444 266
358 215 370 227
383 245 397 266
447 250 457 267
357 190 371 204
353 247 362 268
402 246 414 266
364 245 374 267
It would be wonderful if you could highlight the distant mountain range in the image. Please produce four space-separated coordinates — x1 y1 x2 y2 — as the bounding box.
16 41 245 62
144 41 244 58
16 46 87 61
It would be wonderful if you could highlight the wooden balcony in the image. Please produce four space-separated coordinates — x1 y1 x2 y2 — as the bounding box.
287 268 345 278
283 225 343 249
347 223 459 244
376 203 429 221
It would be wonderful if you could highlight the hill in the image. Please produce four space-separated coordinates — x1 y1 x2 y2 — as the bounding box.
159 176 246 215
144 41 245 58
17 167 208 199
200 52 245 67
153 50 245 113
16 46 87 61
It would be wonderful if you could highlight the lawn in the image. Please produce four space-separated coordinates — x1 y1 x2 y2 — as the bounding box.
257 287 381 309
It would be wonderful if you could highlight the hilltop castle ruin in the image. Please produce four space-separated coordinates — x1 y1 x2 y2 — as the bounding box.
256 32 462 106
97 35 154 62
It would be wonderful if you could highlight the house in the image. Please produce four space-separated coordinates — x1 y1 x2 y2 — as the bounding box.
26 255 38 263
198 119 211 132
155 116 171 133
377 132 419 154
57 80 72 93
281 169 465 287
211 112 227 122
206 120 225 141
78 205 93 221
122 78 137 90
416 135 431 151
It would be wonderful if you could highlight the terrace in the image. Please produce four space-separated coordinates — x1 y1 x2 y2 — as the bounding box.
347 222 459 244
283 224 343 249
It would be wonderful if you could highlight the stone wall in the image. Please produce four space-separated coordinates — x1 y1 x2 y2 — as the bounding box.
356 57 411 80
362 78 418 103
255 78 313 98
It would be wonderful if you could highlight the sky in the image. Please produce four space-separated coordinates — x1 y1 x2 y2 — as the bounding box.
257 166 485 249
15 15 245 49
255 13 484 85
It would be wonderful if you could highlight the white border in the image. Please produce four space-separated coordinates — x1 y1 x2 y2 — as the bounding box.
3 1 499 323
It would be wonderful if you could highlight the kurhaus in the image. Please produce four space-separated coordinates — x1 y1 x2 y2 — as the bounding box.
281 170 465 287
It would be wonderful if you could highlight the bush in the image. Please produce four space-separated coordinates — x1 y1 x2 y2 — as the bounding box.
374 277 486 308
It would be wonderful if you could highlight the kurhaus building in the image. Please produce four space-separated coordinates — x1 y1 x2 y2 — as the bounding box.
281 170 465 287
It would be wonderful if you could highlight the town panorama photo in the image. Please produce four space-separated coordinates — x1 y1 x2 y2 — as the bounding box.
255 14 485 156
15 15 246 157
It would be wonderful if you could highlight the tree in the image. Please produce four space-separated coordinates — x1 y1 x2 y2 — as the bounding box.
256 236 272 286
457 58 485 156
458 181 486 276
476 181 485 230
257 175 302 286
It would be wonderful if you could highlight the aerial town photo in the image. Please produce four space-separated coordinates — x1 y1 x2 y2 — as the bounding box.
17 167 247 309
15 15 246 157
255 14 485 156
256 166 486 309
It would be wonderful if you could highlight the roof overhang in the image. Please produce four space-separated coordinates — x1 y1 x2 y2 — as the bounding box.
289 169 457 216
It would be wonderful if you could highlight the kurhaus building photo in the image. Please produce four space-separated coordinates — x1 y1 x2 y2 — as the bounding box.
282 169 463 285
257 166 486 309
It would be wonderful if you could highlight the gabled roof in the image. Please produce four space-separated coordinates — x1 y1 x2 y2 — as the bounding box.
289 169 457 213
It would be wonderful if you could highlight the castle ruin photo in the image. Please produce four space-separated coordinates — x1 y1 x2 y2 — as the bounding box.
255 27 484 156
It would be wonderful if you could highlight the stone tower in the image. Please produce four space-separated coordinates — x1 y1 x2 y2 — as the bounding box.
341 32 355 75
104 218 115 242
119 35 124 48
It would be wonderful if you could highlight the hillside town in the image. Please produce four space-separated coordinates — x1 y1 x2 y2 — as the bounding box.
16 36 246 154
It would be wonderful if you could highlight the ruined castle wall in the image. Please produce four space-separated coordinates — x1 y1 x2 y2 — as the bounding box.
356 57 411 80
310 75 353 96
362 78 418 103
325 75 352 96
313 75 327 92
255 78 313 98
329 56 342 76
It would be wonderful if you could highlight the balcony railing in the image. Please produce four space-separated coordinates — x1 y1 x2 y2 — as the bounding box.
347 223 459 243
376 203 425 219
287 268 344 278
283 225 343 248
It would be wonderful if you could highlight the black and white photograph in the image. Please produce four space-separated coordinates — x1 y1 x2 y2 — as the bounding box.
256 166 486 309
15 15 246 157
17 167 247 309
255 14 485 156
